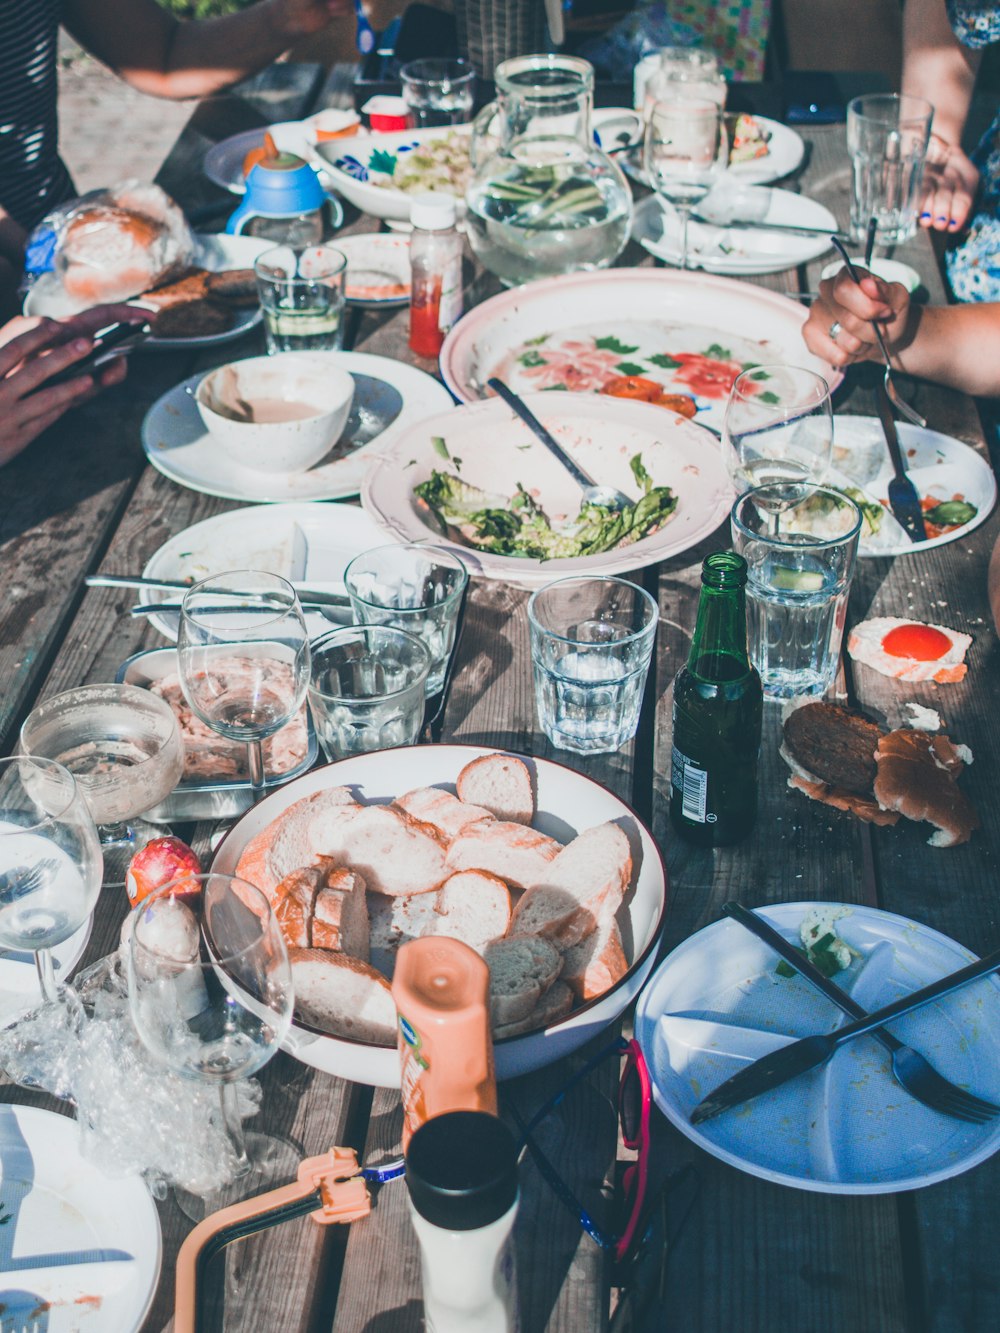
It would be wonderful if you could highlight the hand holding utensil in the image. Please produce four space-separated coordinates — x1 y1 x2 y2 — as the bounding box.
722 902 999 1123
829 236 927 428
691 940 1000 1124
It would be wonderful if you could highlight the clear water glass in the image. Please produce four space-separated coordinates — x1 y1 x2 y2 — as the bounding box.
254 244 347 354
0 756 102 1002
731 484 862 699
308 625 431 759
846 94 933 246
633 47 720 110
528 576 658 754
643 97 728 269
724 365 833 496
344 545 468 696
400 58 475 128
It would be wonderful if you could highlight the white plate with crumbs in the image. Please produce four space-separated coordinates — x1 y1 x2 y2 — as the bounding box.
635 902 1000 1193
0 1105 161 1331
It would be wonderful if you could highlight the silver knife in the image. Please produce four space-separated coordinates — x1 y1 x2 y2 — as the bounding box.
874 383 927 543
88 574 350 608
688 212 850 241
690 943 1000 1124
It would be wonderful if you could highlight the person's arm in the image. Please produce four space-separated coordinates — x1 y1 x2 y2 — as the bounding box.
902 0 981 230
803 269 1000 395
61 0 351 102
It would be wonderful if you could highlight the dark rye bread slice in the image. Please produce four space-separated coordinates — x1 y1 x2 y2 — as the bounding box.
782 702 884 794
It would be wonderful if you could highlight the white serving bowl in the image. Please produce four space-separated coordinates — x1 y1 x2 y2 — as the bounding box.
211 744 669 1087
195 353 355 475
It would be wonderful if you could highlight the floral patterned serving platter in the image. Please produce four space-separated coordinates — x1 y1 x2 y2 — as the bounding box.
439 269 839 435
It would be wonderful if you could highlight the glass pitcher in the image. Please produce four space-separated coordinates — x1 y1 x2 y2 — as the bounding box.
466 54 632 287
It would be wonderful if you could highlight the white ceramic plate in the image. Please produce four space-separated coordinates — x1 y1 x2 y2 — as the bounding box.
23 233 272 350
0 917 92 1028
314 125 472 224
141 352 454 502
362 393 734 585
0 1104 161 1330
635 902 1000 1194
212 744 667 1087
632 187 838 275
829 415 997 557
335 233 412 306
439 268 839 435
136 500 391 640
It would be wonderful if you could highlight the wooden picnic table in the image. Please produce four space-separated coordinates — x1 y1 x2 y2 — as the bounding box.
1 62 999 1333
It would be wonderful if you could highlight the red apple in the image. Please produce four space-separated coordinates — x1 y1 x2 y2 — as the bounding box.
126 836 202 906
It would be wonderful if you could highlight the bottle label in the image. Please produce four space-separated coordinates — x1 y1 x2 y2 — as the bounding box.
438 254 463 332
671 748 710 824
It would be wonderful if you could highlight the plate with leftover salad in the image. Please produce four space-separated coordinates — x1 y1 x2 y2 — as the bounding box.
314 126 472 224
635 901 1000 1193
439 268 839 435
621 114 805 189
360 392 734 584
825 416 996 557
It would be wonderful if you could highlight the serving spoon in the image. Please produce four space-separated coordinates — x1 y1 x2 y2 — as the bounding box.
486 378 632 512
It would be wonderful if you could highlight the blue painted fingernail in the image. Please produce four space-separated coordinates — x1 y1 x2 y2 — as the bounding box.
920 211 931 219
937 215 947 222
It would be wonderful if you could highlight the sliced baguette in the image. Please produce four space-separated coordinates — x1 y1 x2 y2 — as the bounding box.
312 867 370 962
507 822 631 949
484 935 562 1027
393 786 493 840
457 754 534 824
235 786 356 898
432 870 512 954
272 860 326 949
561 914 628 1003
289 948 396 1045
368 891 442 977
446 819 560 889
493 980 574 1039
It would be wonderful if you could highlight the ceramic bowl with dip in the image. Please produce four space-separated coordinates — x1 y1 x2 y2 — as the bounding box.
195 353 354 474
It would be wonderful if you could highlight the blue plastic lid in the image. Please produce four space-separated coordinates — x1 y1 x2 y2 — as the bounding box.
240 158 326 218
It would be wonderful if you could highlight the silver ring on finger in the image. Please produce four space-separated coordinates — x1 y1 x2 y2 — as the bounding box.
828 320 842 342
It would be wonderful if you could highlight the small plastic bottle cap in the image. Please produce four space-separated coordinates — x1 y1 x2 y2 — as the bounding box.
410 192 458 231
405 1111 518 1231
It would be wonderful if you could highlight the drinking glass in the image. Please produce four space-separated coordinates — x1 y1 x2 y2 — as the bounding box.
309 625 431 760
643 97 728 269
400 58 475 129
724 366 834 496
527 576 658 755
0 756 102 1004
643 55 727 116
254 244 347 354
633 47 720 112
846 94 934 247
345 545 468 696
127 873 293 1212
731 484 862 699
20 683 184 884
178 571 311 803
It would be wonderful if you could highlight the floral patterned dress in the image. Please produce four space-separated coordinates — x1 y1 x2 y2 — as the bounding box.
945 2 1000 300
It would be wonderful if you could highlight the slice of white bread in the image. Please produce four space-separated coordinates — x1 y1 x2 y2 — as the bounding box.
236 786 357 898
311 867 370 962
368 891 442 977
272 860 326 949
432 871 512 954
494 980 574 1039
457 754 534 825
446 819 560 889
484 935 562 1027
561 914 628 1003
507 822 632 950
289 948 396 1045
393 787 493 840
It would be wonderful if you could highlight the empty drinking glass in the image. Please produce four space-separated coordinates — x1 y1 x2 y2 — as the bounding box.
724 366 834 495
308 625 431 759
644 97 728 270
400 58 476 129
846 94 934 247
345 545 468 696
528 576 658 754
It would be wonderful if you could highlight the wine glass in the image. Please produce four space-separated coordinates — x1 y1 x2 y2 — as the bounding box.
177 571 311 804
0 756 102 1006
127 873 294 1215
724 366 834 500
20 683 184 885
643 97 728 270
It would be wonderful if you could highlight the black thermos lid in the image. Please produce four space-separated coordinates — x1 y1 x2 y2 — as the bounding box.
405 1111 519 1231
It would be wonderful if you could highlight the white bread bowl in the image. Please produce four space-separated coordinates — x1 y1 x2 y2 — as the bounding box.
211 744 668 1086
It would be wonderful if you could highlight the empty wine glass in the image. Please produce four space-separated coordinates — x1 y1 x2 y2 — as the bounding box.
178 571 311 804
127 873 294 1215
644 97 728 270
724 366 834 499
0 756 102 1006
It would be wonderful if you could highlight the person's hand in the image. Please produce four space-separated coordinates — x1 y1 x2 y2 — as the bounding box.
918 136 979 232
0 305 147 467
261 0 354 42
803 269 913 369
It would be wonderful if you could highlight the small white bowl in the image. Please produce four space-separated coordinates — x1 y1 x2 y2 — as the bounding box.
195 354 354 475
820 256 922 293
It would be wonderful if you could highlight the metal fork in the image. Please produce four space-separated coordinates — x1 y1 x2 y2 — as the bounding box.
0 857 59 900
723 902 1000 1124
829 236 927 429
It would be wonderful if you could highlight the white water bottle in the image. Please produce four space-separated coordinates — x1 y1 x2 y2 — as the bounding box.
405 1111 520 1333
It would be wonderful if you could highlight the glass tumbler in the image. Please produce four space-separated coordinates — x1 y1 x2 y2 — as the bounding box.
400 58 476 128
846 93 934 247
254 244 348 354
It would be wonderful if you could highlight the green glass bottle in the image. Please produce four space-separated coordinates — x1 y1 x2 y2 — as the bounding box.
670 551 763 846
